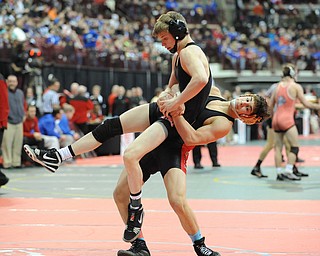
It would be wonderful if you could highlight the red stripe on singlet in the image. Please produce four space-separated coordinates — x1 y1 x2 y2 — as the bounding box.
181 144 194 173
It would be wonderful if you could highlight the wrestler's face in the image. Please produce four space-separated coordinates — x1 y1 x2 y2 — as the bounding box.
231 96 255 116
157 31 176 52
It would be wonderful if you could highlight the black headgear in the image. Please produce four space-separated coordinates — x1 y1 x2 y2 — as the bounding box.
168 19 187 40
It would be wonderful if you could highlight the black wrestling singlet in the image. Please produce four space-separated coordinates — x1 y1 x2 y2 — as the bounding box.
174 42 212 124
193 96 235 129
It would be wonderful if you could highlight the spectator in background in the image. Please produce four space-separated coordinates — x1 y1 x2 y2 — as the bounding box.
1 75 25 169
136 86 147 105
68 85 94 135
42 74 61 115
89 84 106 115
38 109 62 147
0 73 10 186
25 86 36 107
39 106 79 150
107 84 120 116
130 87 147 116
128 86 140 109
22 104 60 166
61 82 79 104
68 82 80 99
112 85 130 116
60 104 81 147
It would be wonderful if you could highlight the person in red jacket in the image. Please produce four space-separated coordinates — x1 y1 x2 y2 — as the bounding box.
68 85 94 135
0 73 9 186
22 104 60 165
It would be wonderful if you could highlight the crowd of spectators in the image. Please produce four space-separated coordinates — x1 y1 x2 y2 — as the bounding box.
0 0 319 75
1 71 152 168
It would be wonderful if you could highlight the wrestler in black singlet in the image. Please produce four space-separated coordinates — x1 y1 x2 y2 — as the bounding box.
192 96 234 129
148 43 212 136
141 96 234 182
174 42 212 124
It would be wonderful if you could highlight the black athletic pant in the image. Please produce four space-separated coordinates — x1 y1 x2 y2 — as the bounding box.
192 142 218 165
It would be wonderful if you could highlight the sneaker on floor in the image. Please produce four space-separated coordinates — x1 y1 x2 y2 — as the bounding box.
251 166 268 178
276 174 285 181
282 172 301 181
193 237 221 256
0 170 9 187
194 163 204 169
293 165 309 177
123 204 144 243
212 162 221 167
23 145 62 173
118 239 150 256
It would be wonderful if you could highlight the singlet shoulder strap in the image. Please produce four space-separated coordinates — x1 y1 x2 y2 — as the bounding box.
208 95 226 102
174 54 179 67
185 42 196 48
174 42 197 68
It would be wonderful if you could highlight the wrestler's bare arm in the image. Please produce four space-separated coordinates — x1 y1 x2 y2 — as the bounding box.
172 47 209 107
173 116 232 146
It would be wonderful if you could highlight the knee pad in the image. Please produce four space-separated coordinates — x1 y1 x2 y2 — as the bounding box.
92 117 123 143
290 146 299 156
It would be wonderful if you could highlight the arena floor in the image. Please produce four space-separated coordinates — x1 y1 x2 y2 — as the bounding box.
1 134 320 256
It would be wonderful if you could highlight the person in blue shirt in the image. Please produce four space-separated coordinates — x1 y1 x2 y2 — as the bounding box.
39 106 79 149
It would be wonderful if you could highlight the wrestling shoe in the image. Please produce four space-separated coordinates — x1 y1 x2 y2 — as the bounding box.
282 172 301 181
0 170 9 187
118 239 150 256
293 165 309 177
23 145 62 173
123 204 144 243
276 174 285 181
251 166 268 178
193 237 221 256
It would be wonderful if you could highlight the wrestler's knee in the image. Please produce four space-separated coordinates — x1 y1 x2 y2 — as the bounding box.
168 194 186 214
113 184 127 204
123 144 141 164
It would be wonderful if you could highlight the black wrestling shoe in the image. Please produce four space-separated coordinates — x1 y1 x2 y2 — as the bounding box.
276 174 285 181
0 170 9 187
193 237 221 256
293 165 309 177
117 239 150 256
123 204 144 243
251 166 268 178
24 145 62 173
282 172 301 181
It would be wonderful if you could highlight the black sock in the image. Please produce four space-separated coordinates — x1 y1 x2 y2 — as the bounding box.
256 159 262 167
